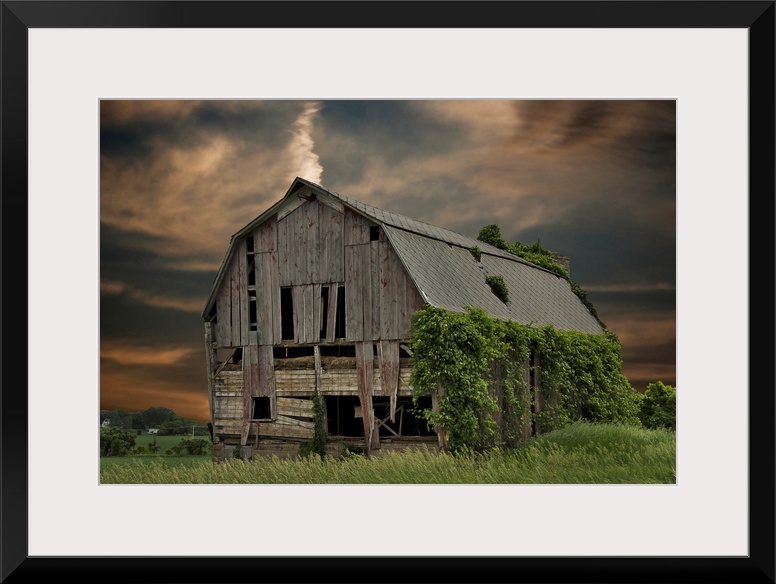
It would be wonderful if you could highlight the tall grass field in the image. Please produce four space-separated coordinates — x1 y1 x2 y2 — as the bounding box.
100 422 675 484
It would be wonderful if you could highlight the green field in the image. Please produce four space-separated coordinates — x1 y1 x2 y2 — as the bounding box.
100 422 675 484
133 432 209 451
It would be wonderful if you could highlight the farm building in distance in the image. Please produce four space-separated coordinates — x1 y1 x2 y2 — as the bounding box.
201 177 603 460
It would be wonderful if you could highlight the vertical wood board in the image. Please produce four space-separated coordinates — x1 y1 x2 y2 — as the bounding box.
370 241 381 340
304 200 320 284
215 279 231 347
229 257 241 346
344 246 363 341
359 245 373 340
355 341 376 451
277 215 291 286
243 344 260 398
344 207 374 246
238 239 249 346
319 203 344 283
258 344 276 397
204 322 215 419
379 340 400 422
256 215 277 253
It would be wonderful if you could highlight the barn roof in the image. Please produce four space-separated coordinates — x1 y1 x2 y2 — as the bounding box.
203 177 604 335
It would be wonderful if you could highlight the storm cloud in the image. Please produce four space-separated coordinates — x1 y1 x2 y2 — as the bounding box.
100 99 675 422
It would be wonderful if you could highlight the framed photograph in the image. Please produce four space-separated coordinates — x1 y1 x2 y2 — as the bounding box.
3 1 773 582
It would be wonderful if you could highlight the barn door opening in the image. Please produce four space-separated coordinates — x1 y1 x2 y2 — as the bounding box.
373 396 435 437
324 396 363 437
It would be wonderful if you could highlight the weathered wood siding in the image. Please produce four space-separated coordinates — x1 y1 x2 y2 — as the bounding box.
213 368 243 436
345 240 423 342
210 192 425 447
212 198 421 349
275 367 413 397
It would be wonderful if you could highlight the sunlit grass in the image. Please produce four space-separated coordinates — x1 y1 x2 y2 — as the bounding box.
99 422 675 485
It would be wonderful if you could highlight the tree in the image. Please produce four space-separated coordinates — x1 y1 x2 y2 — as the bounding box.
168 438 210 455
477 224 509 250
638 381 676 430
100 426 137 457
142 406 178 427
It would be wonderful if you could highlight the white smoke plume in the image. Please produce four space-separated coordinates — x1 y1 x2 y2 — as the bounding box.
287 101 324 183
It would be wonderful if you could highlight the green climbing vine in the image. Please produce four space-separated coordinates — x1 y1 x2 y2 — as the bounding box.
300 391 327 458
408 305 640 454
467 245 482 262
477 224 602 326
485 275 509 304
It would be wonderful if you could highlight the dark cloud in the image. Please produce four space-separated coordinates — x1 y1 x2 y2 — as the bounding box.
100 294 202 341
100 99 677 419
511 100 676 164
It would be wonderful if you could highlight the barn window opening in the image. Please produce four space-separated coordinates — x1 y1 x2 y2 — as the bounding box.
319 344 356 358
335 286 346 338
280 287 294 340
320 286 329 339
370 226 380 241
249 298 257 331
251 397 271 420
247 260 256 287
246 236 254 253
272 346 312 359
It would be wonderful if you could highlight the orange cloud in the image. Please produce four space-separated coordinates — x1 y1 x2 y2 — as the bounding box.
101 279 204 313
101 99 205 125
100 369 210 422
101 340 197 366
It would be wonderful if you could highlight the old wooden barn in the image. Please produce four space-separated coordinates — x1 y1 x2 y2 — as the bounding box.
202 177 603 460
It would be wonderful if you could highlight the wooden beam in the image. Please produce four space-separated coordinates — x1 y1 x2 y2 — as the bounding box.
213 348 238 379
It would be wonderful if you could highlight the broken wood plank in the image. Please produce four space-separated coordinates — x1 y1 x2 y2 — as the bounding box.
275 414 315 429
325 282 339 342
213 348 238 380
276 397 315 418
380 340 400 422
356 341 377 453
260 422 314 440
241 392 251 446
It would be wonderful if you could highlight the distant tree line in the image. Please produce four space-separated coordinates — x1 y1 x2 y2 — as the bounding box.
100 406 209 436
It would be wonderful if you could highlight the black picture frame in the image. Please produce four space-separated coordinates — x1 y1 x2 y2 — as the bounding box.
2 2 773 583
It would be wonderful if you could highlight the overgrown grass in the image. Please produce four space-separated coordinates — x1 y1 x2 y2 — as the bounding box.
100 455 211 474
100 422 675 485
133 433 208 451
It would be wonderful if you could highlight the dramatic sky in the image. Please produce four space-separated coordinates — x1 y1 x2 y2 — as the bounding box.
100 99 676 423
